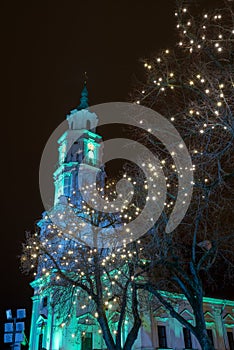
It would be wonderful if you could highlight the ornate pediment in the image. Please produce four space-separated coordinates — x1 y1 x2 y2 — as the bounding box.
204 311 215 322
77 313 97 325
36 314 47 327
223 313 234 324
180 308 194 321
153 306 170 319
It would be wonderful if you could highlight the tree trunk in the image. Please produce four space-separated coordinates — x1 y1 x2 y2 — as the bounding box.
196 328 215 350
97 312 117 350
199 338 214 350
123 318 141 350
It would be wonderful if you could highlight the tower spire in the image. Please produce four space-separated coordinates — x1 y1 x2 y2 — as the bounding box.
77 72 89 110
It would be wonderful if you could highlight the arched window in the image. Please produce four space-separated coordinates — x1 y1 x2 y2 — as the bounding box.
64 176 71 197
86 120 91 130
42 296 48 308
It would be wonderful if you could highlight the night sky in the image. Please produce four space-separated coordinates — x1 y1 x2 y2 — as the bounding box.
1 0 225 347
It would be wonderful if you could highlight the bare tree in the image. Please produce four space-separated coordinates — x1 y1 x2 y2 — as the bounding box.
21 184 143 350
130 1 234 349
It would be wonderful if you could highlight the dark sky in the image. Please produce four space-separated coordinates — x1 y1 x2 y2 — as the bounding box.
1 0 227 347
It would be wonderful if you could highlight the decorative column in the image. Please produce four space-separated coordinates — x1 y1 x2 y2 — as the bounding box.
212 306 226 349
29 294 40 350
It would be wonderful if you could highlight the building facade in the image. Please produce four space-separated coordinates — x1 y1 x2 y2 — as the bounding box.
28 87 234 350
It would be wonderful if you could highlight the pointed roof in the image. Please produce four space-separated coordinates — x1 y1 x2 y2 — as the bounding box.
77 73 89 110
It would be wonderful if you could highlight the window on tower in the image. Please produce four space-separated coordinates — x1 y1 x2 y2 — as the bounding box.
42 296 48 308
38 333 43 350
86 120 91 130
64 176 71 197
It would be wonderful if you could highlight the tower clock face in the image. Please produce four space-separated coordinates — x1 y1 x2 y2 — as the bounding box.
87 142 95 151
87 142 95 161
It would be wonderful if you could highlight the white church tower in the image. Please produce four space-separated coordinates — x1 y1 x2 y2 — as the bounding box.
28 85 107 350
53 83 105 206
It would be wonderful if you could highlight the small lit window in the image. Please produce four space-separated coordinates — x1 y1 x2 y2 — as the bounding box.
38 333 43 350
183 327 192 349
158 325 167 348
81 332 92 350
227 331 234 350
42 297 48 308
207 329 214 346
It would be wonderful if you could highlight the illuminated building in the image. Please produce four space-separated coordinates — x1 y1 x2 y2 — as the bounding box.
28 86 234 350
